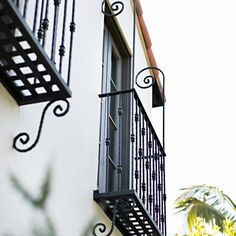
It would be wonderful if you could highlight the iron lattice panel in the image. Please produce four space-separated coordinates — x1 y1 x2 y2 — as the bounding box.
0 0 71 105
94 190 162 236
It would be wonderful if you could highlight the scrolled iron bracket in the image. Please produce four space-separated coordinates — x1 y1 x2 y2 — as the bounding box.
135 67 165 89
93 197 135 236
101 1 124 17
13 99 70 153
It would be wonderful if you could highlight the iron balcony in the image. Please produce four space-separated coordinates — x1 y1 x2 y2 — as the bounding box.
95 89 166 236
0 0 75 105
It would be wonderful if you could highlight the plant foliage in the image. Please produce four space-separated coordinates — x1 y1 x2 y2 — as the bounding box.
175 185 236 233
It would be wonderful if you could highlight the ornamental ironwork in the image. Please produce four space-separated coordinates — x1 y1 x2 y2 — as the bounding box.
135 67 165 90
93 197 136 236
13 99 70 152
101 1 124 17
95 89 166 235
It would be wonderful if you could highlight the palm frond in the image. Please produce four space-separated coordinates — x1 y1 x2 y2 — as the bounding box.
175 185 236 232
175 185 236 221
186 198 226 231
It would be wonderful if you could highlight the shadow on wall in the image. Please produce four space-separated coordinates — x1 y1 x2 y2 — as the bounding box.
5 165 98 236
7 165 56 236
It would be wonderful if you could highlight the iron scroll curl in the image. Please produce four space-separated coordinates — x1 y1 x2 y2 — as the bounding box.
93 197 135 236
13 99 70 153
101 1 124 17
93 223 111 236
135 67 165 89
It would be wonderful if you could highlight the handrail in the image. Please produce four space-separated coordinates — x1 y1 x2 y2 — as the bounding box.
98 88 134 98
99 88 165 156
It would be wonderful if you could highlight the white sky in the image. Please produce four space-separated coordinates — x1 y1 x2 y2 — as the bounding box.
141 0 236 234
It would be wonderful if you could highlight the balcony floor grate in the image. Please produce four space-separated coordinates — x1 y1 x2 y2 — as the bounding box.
94 190 162 236
0 0 71 105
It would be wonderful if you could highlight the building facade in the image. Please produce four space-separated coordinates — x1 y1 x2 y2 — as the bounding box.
0 0 166 235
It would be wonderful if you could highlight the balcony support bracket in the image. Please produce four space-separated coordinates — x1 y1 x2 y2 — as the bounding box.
13 99 70 153
93 196 135 236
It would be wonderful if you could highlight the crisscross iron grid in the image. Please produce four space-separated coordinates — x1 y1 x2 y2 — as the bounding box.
0 0 72 105
94 190 162 236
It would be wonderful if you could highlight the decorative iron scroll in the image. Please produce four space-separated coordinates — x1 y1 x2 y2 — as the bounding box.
93 197 135 236
101 1 124 17
135 67 165 89
13 99 70 153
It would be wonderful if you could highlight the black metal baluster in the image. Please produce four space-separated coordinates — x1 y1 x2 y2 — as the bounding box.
145 120 149 211
42 0 50 47
130 91 135 190
51 0 61 62
148 126 153 216
59 0 68 73
134 97 139 193
141 113 145 204
67 0 76 86
23 0 29 18
33 0 45 84
159 144 163 232
105 96 111 192
157 143 161 229
118 94 123 191
152 134 156 220
37 0 45 43
138 105 142 199
161 151 165 233
33 0 40 33
161 150 166 234
154 139 159 226
155 145 158 224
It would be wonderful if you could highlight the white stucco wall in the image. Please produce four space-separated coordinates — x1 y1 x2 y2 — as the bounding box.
0 1 155 235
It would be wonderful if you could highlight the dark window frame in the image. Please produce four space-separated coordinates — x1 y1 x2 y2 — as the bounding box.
98 19 131 193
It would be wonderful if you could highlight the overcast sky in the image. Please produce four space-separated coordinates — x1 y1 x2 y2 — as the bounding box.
141 0 236 234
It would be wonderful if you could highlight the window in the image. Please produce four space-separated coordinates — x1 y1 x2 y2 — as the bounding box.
98 25 131 193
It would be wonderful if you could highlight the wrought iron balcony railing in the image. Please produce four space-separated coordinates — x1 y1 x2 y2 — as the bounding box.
94 89 166 236
0 0 75 105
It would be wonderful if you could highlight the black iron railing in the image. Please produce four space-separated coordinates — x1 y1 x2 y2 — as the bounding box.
96 89 166 235
11 0 75 85
0 0 75 105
